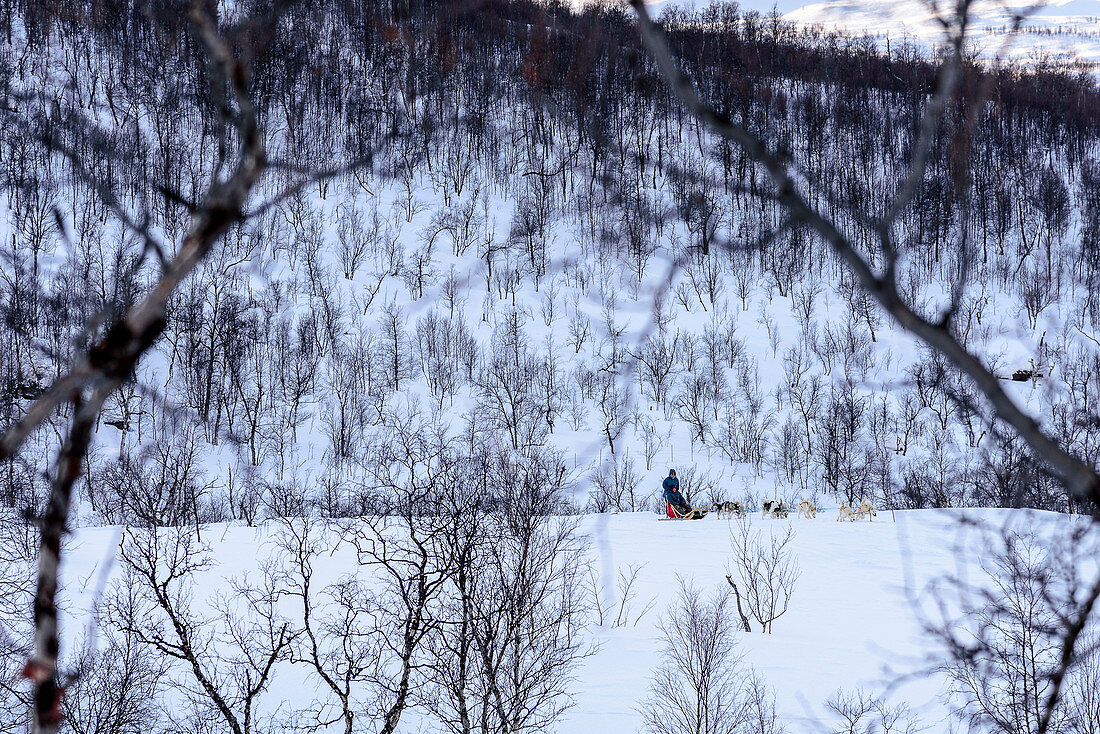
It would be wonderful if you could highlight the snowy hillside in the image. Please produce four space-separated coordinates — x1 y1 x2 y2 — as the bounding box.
46 508 1099 732
4 0 1099 523
651 0 1100 71
2 0 1100 731
785 0 1100 70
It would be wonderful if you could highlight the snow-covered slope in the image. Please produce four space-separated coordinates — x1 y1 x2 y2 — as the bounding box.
787 0 1100 69
4 0 1098 525
55 508 1092 732
653 0 1100 70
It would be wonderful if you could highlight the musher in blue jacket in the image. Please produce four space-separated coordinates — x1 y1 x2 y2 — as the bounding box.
662 469 691 515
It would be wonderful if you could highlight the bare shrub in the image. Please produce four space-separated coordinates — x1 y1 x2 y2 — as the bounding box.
1063 636 1100 734
588 562 655 628
0 511 35 733
588 453 644 513
743 675 786 734
461 510 594 733
640 580 783 734
826 688 925 734
641 580 747 734
110 527 295 734
938 530 1100 734
62 631 166 734
728 519 800 633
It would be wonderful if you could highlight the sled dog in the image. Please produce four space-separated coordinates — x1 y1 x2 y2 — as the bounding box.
797 500 817 519
761 499 788 519
854 499 877 521
837 502 856 522
714 501 746 519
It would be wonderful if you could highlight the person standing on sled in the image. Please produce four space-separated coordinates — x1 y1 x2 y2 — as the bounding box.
662 470 691 515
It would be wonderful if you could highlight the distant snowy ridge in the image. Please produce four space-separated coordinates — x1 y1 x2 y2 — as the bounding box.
649 0 1100 71
787 0 1100 70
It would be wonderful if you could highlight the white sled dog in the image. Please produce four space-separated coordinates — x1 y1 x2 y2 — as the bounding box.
714 501 746 519
836 501 856 522
797 500 817 519
761 500 789 519
854 499 878 521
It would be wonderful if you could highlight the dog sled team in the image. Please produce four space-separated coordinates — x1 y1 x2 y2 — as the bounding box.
661 469 879 522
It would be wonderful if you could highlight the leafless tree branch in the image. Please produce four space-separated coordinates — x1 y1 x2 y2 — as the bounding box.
5 6 272 731
1038 571 1100 733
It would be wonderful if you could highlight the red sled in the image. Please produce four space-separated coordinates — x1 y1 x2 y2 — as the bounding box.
658 501 708 521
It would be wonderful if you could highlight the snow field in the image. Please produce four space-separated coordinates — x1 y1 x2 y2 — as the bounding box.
56 507 1083 732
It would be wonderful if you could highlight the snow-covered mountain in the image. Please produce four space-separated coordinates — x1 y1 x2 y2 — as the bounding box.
787 0 1100 69
653 0 1100 70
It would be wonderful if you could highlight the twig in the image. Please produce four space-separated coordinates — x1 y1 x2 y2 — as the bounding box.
1037 571 1100 733
13 7 269 732
724 574 753 632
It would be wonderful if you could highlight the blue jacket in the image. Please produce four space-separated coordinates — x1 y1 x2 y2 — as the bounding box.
664 487 687 506
662 476 686 508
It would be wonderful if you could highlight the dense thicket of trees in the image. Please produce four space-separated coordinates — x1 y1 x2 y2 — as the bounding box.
3 0 1098 522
